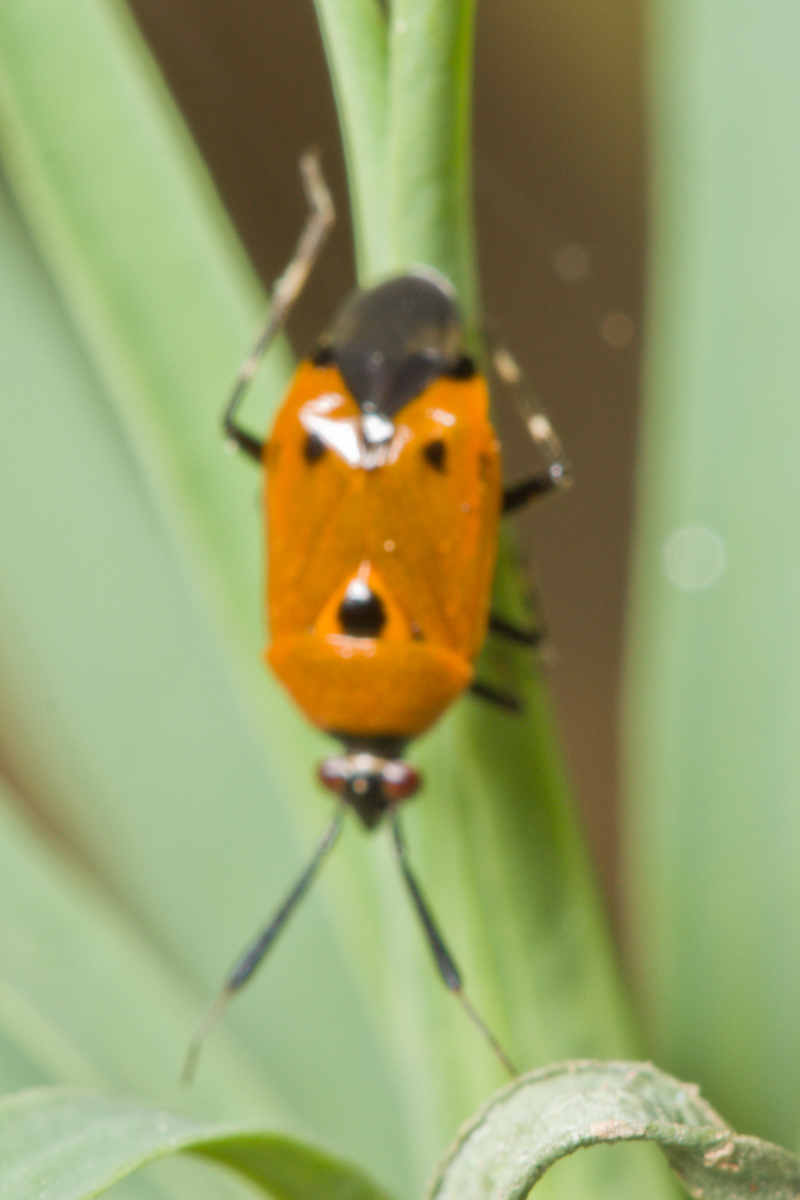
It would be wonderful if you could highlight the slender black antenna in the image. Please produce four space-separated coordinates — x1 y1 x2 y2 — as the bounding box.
390 811 517 1077
222 150 336 458
182 804 346 1083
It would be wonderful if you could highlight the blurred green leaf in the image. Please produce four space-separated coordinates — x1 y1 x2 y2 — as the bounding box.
0 773 285 1119
429 1060 800 1200
624 0 800 1148
0 1088 393 1200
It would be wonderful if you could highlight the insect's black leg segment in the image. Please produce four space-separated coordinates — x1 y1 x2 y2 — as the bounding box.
226 806 345 992
181 803 345 1083
503 461 567 513
390 812 517 1077
222 407 265 463
488 614 542 647
222 151 335 461
469 680 522 713
490 344 570 513
391 812 462 992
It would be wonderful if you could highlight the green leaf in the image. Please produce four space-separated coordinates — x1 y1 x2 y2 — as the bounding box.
312 0 389 282
385 0 478 314
0 0 289 626
0 772 284 1117
624 0 800 1146
428 1060 800 1200
312 0 477 303
310 8 673 1197
0 1087 393 1200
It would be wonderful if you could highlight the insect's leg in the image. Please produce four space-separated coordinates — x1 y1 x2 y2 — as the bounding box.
488 613 542 647
222 151 336 462
477 616 550 708
503 462 566 514
491 347 570 514
468 680 522 713
390 811 517 1077
181 803 346 1083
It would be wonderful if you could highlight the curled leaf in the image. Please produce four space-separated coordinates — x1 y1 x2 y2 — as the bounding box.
427 1060 800 1200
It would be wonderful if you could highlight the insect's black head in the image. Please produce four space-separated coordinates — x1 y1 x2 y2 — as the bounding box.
317 270 466 419
318 750 421 829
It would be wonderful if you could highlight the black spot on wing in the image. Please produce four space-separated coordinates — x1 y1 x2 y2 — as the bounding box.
338 583 387 637
423 439 447 472
304 432 326 462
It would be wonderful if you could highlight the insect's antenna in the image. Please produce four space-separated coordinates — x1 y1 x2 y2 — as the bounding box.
222 150 336 449
181 803 346 1084
390 811 518 1078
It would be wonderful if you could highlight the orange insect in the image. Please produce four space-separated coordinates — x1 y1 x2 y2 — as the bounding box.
184 155 566 1080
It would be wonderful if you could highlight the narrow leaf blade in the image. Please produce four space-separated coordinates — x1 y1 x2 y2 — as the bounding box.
0 775 280 1118
386 0 477 312
0 1088 394 1200
624 0 800 1144
312 0 389 281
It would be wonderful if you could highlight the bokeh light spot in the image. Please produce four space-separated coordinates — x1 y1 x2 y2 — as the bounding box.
662 526 726 591
553 243 590 281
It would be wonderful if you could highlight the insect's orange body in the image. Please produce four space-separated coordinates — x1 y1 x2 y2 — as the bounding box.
265 360 502 739
186 167 565 1081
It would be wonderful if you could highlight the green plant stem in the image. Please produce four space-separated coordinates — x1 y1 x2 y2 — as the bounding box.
312 0 389 282
386 0 478 314
314 0 476 306
316 2 675 1196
